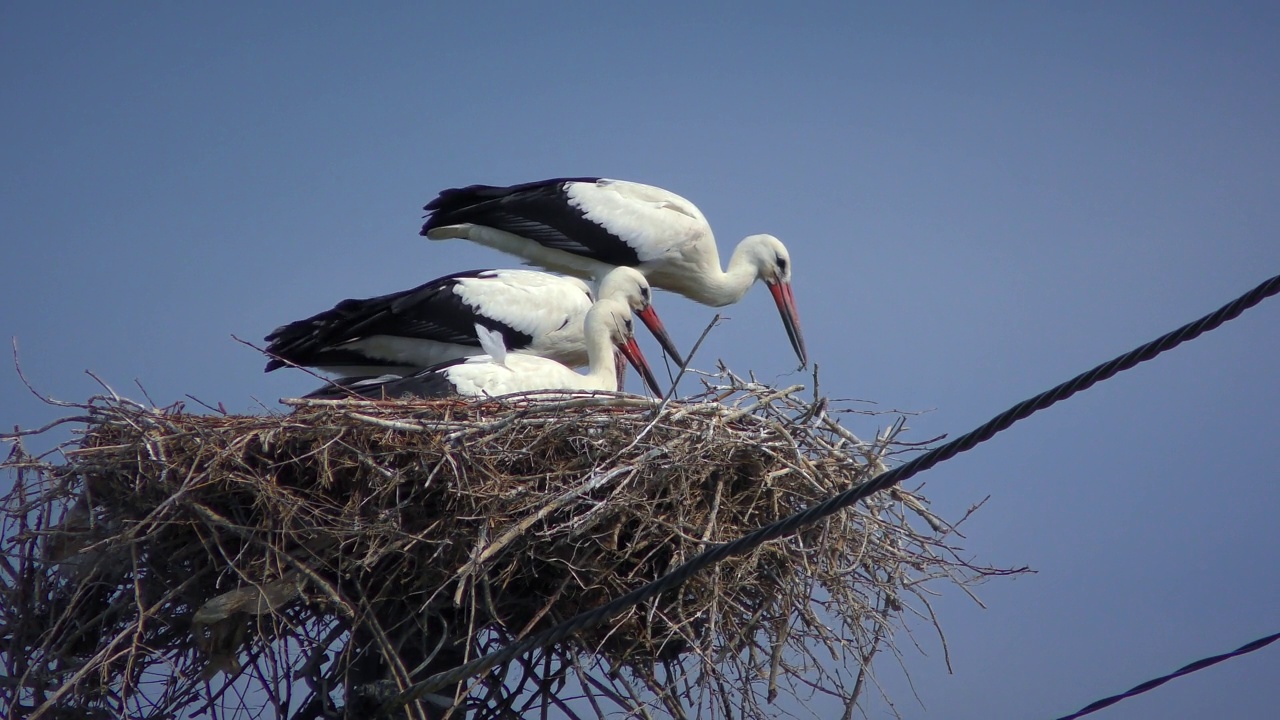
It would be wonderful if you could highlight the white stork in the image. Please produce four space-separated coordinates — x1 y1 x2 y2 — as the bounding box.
420 177 808 367
264 266 676 394
304 293 659 399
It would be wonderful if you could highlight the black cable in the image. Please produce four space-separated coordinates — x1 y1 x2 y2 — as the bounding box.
1055 631 1280 719
383 273 1280 715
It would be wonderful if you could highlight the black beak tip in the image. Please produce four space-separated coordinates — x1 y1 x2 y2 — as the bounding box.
665 345 686 368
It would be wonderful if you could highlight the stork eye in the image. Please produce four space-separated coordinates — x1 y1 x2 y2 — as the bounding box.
776 255 788 273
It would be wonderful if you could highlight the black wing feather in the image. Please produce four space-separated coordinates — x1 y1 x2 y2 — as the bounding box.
421 177 643 267
263 269 533 373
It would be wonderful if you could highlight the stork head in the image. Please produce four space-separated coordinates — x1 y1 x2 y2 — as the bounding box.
596 266 685 367
743 234 808 369
586 296 663 396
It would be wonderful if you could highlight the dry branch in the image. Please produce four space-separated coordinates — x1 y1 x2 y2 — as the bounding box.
1 371 1020 720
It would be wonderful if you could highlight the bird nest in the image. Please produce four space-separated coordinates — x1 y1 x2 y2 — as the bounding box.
1 370 1016 720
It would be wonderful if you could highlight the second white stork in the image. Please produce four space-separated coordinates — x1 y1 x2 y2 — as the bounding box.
304 293 659 400
263 266 678 395
420 177 808 367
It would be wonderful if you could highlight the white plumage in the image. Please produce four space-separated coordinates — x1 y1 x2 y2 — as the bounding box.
421 177 807 367
306 293 659 400
265 266 677 389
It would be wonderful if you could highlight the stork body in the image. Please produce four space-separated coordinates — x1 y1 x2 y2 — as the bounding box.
305 294 658 399
264 267 676 380
421 177 807 366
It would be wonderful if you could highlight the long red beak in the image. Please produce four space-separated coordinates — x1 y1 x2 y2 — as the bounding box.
617 335 663 396
635 304 685 367
768 280 808 368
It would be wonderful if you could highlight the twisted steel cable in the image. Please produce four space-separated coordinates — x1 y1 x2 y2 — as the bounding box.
1056 631 1280 719
384 272 1280 715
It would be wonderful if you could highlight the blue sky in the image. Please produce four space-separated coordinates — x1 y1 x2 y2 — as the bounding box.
3 3 1278 717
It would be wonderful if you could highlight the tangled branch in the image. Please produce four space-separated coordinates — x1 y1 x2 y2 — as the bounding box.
1 369 1019 719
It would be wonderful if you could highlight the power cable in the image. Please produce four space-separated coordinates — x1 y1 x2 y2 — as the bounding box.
383 272 1280 715
1055 631 1280 719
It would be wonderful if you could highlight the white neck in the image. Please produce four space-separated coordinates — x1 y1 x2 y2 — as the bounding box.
678 238 761 307
579 301 625 391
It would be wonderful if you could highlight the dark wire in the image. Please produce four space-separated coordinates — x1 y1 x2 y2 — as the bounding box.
1055 631 1280 719
383 272 1280 715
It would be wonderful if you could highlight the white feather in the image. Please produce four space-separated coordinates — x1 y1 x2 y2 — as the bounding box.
436 296 638 395
565 181 707 263
423 177 808 366
474 323 508 366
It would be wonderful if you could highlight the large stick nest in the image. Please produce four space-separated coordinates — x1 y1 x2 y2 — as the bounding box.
1 371 1017 720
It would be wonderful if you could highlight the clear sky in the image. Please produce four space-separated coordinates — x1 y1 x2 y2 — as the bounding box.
3 2 1278 718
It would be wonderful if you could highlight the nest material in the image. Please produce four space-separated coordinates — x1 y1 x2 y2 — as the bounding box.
1 372 1015 720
